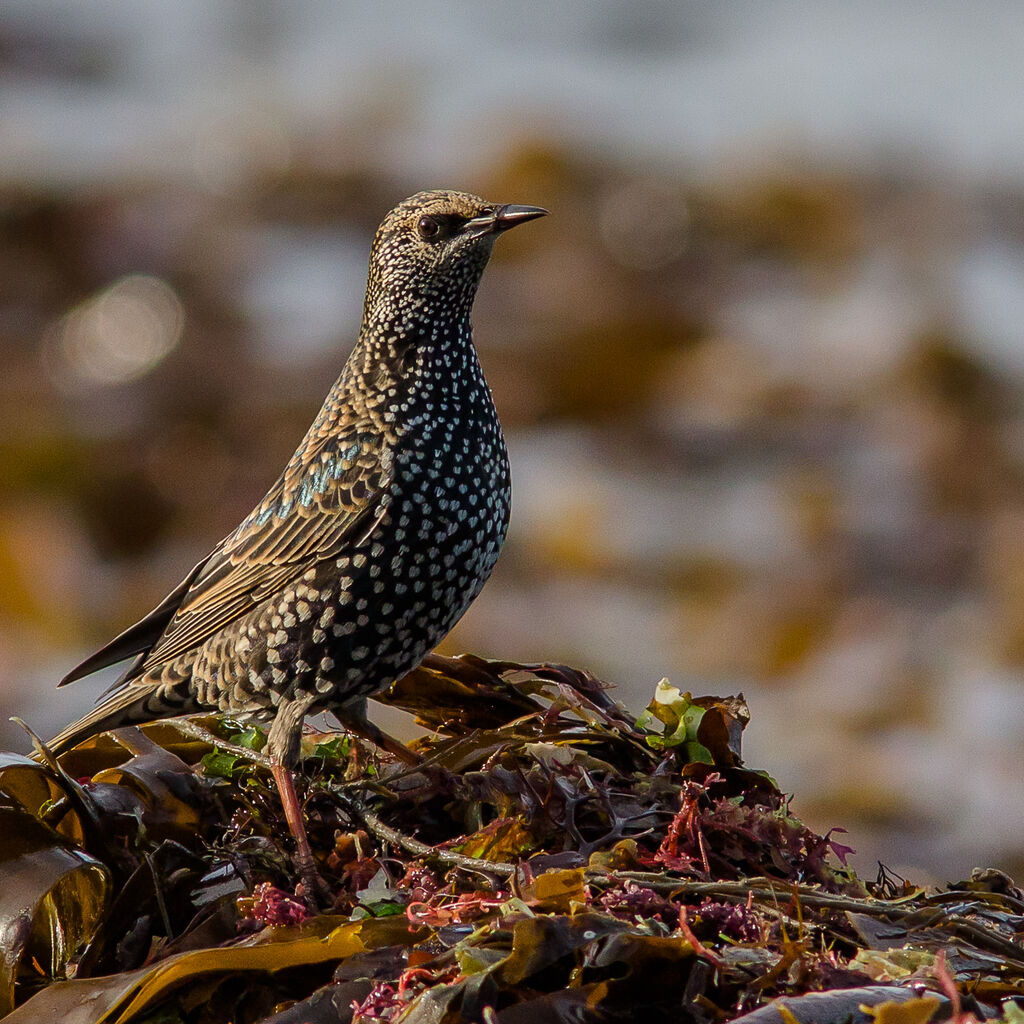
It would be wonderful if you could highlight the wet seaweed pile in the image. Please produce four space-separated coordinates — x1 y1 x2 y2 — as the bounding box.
0 655 1021 1023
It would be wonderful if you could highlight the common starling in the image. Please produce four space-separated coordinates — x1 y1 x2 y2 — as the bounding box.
48 190 546 892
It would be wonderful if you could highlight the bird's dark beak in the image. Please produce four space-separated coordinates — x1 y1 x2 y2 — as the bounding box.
462 204 548 239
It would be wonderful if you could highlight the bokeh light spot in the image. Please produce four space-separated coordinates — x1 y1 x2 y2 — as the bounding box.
44 274 184 388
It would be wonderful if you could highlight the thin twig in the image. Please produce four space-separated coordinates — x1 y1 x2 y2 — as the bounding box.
678 905 726 969
375 733 475 784
587 873 915 913
336 793 516 878
172 719 276 771
146 852 175 939
587 872 1024 966
174 718 418 785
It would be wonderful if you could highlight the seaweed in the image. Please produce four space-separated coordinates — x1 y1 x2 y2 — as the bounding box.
1 655 1021 1024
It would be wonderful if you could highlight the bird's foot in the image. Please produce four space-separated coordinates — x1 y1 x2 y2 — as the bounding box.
331 705 423 767
292 849 332 910
270 760 332 909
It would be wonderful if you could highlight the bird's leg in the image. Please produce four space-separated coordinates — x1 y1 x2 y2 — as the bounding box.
332 698 422 767
267 695 329 905
269 760 327 904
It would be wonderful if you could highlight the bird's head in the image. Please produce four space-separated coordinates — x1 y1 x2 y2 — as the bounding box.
362 190 546 325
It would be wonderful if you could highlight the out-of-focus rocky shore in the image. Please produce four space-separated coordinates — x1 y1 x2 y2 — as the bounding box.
3 2 1024 881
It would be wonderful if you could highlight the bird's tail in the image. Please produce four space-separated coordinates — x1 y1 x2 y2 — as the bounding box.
43 678 198 758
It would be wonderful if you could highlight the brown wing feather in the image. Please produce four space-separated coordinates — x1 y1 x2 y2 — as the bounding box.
138 427 390 670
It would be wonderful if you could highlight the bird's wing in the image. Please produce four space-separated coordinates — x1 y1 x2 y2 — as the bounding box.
139 426 391 668
61 424 391 685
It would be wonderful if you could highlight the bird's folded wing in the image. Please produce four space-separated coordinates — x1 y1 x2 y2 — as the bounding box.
140 434 387 671
140 431 389 668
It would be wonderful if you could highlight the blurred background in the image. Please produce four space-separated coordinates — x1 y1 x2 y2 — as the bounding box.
3 0 1024 883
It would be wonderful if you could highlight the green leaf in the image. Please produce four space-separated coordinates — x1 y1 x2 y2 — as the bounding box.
637 679 708 757
311 735 350 760
366 901 406 917
199 751 245 780
227 727 267 752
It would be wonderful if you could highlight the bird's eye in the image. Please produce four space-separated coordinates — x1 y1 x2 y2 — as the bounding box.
417 215 441 241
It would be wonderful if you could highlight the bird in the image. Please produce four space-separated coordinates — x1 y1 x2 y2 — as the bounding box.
47 189 547 895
